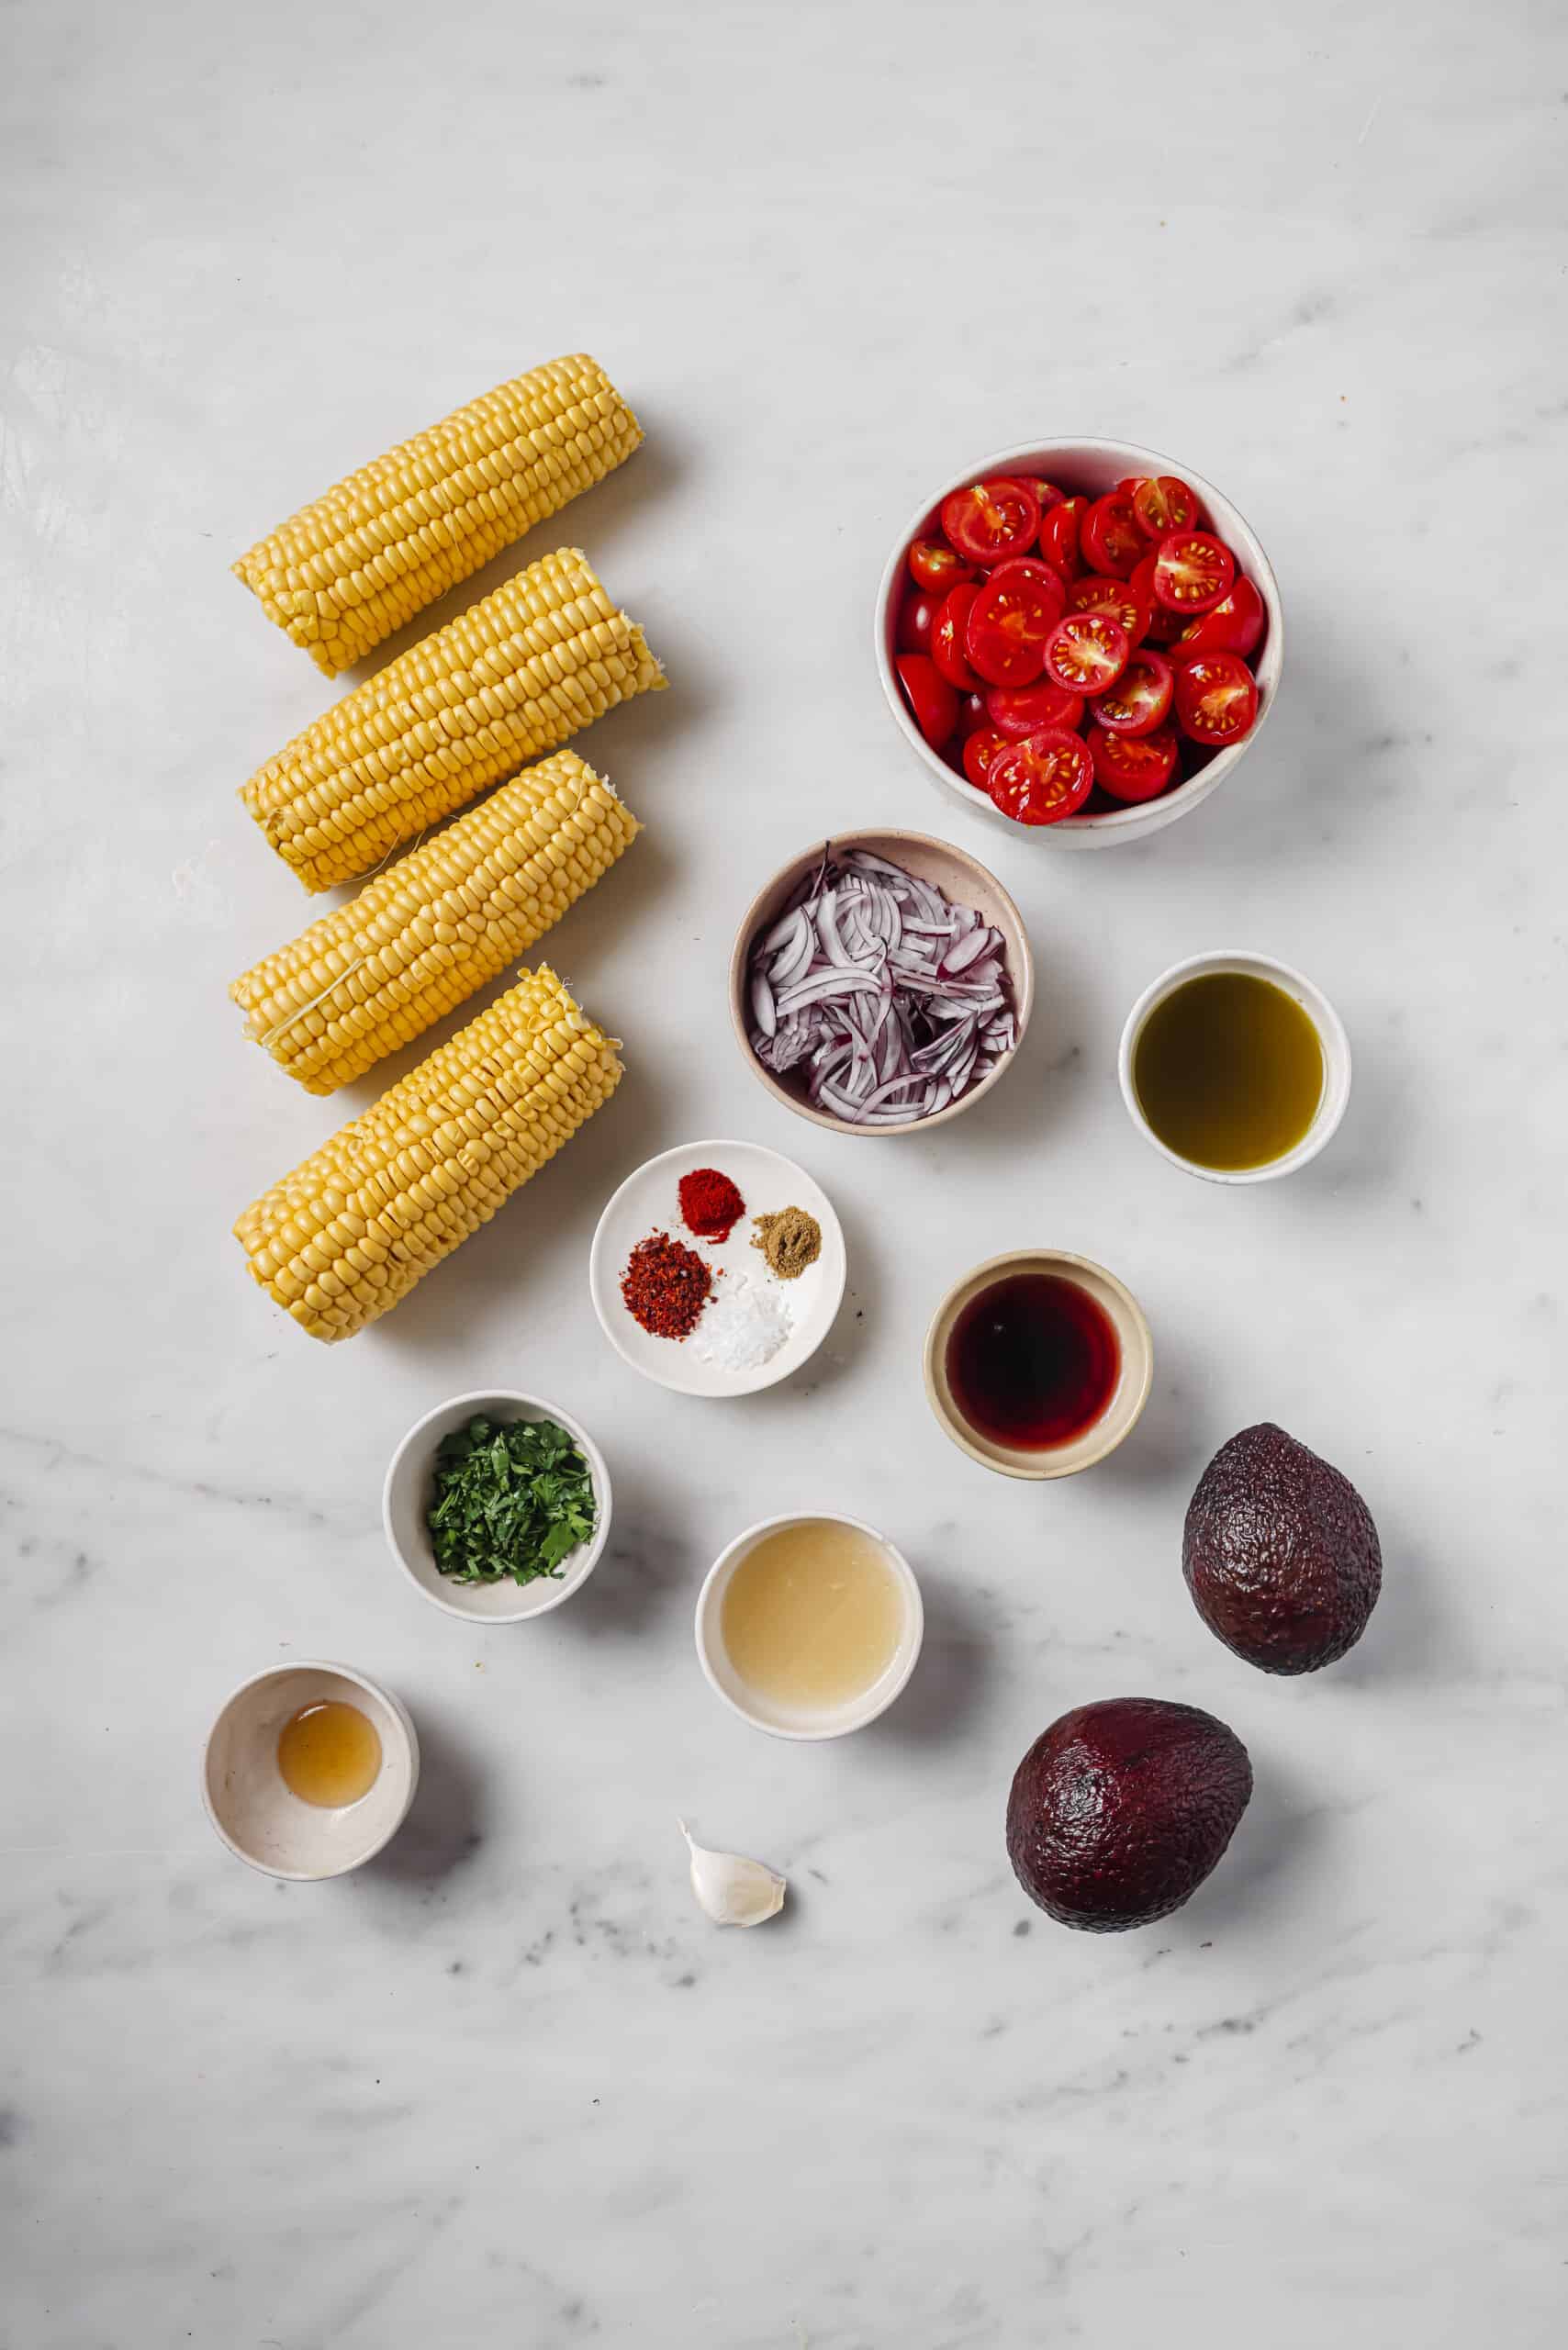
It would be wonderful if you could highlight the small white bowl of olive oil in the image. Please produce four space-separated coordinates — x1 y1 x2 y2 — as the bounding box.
202 1662 419 1880
1118 950 1352 1184
695 1513 924 1740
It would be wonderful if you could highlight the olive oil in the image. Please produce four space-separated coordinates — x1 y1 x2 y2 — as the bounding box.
721 1520 904 1710
276 1700 382 1807
1133 971 1324 1170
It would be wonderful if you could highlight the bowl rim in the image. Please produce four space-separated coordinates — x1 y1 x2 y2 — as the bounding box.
586 1136 848 1395
874 435 1283 845
200 1659 420 1881
694 1509 924 1741
922 1248 1155 1480
728 826 1036 1135
382 1388 612 1620
1116 949 1353 1185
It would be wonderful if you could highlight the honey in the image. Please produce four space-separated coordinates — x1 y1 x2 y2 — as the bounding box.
720 1519 905 1711
276 1700 382 1807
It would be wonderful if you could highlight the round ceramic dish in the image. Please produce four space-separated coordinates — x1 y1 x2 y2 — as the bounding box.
589 1139 846 1397
1118 949 1352 1185
923 1249 1154 1479
730 829 1034 1135
694 1512 924 1740
202 1662 419 1880
875 439 1283 849
383 1390 611 1621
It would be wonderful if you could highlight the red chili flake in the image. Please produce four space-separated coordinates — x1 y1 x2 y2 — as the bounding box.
678 1166 746 1243
621 1230 712 1339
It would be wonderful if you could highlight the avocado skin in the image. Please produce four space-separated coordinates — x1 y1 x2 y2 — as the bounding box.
1006 1697 1252 1931
1183 1422 1382 1674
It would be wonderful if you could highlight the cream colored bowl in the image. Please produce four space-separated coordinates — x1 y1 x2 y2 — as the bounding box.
730 828 1034 1135
875 437 1283 848
923 1249 1153 1479
202 1662 419 1880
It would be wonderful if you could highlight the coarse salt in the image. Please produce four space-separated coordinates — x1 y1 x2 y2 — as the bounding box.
691 1270 794 1371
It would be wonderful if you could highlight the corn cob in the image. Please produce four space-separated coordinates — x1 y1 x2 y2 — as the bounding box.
240 547 663 893
234 965 621 1342
233 355 643 677
230 750 639 1093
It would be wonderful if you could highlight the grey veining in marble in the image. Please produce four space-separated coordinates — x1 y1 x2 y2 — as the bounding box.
3 0 1565 2343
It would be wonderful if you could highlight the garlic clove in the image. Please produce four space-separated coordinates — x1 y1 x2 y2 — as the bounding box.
678 1819 787 1928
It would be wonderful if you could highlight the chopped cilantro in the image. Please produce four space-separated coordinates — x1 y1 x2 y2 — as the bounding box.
426 1415 597 1585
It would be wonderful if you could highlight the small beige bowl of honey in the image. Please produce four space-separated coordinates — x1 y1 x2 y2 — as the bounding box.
202 1662 419 1880
695 1513 924 1740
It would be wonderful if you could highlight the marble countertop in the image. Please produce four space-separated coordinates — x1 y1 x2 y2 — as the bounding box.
5 3 1564 2343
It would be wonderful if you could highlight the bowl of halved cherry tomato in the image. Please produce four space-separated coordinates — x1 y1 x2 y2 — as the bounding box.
875 440 1282 846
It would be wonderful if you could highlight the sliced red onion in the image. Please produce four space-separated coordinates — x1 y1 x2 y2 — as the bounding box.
748 848 1017 1125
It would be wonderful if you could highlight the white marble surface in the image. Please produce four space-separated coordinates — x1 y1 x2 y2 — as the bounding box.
4 3 1565 2343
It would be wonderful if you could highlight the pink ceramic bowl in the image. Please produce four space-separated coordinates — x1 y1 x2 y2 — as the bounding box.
874 438 1283 849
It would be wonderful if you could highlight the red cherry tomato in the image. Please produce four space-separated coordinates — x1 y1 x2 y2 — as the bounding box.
1131 475 1201 539
908 537 975 594
1070 572 1152 644
985 680 1086 740
895 653 959 748
939 477 1040 565
1090 649 1174 736
896 589 936 655
1153 532 1235 614
1022 477 1067 514
1037 495 1087 581
1173 653 1257 744
1171 576 1266 662
1080 492 1145 579
1131 554 1191 643
962 726 1012 791
958 689 990 735
1044 610 1129 695
1090 724 1179 802
988 555 1069 621
988 728 1094 826
930 584 980 689
963 568 1063 687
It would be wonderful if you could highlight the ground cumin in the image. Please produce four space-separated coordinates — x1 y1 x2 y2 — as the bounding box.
750 1206 822 1281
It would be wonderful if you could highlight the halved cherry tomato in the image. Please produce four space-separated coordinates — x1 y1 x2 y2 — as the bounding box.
988 728 1094 826
895 653 959 748
1044 610 1129 695
1170 576 1265 662
989 554 1069 623
1090 724 1179 802
962 726 1012 791
1081 492 1145 579
1037 495 1088 581
1173 653 1257 745
930 584 980 689
1153 532 1235 614
963 568 1062 687
940 477 1040 565
896 589 936 655
1070 572 1152 644
908 537 975 594
1131 554 1189 643
1131 475 1201 540
1022 477 1067 514
985 680 1085 740
1090 649 1174 736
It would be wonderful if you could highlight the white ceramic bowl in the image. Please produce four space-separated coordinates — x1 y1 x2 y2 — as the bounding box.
730 829 1034 1136
695 1512 924 1740
383 1390 611 1620
202 1662 419 1880
589 1139 846 1396
1118 950 1352 1183
875 438 1283 848
923 1248 1154 1480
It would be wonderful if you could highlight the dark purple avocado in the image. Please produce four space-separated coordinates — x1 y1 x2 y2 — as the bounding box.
1183 1422 1382 1674
1006 1697 1252 1931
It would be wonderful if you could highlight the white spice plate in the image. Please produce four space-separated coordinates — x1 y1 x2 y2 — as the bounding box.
588 1139 847 1398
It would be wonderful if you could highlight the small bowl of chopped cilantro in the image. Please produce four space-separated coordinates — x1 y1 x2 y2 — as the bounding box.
383 1391 610 1621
